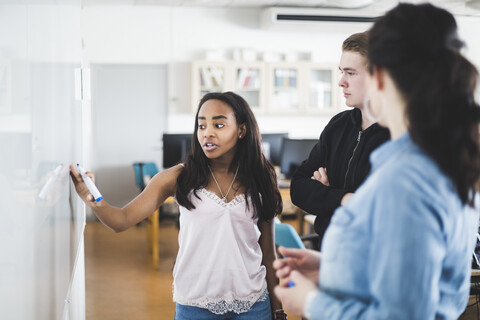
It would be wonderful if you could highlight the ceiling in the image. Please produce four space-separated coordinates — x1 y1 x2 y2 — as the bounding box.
77 0 480 15
83 0 378 8
1 0 480 15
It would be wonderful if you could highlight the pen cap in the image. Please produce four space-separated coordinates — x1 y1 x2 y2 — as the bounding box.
77 164 86 175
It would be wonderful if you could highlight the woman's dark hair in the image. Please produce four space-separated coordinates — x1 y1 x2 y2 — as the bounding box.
368 3 480 206
175 91 283 221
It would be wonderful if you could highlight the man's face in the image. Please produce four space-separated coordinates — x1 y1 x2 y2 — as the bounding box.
338 51 368 109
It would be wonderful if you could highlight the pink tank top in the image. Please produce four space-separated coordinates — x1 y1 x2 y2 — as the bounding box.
172 188 268 315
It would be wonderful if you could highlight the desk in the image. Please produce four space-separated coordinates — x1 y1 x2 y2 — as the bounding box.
279 187 291 202
472 269 480 293
146 196 175 268
472 269 480 280
304 214 316 234
470 268 480 319
279 187 310 235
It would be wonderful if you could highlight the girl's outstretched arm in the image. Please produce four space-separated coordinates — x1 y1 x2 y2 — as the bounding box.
70 164 182 232
258 218 283 313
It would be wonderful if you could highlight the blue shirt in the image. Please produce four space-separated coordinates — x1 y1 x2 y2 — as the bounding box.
308 133 479 319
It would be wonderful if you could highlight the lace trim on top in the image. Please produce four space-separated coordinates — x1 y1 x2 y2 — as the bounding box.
174 285 269 315
200 188 246 207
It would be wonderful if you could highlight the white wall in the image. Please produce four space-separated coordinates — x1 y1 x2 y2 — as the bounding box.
81 6 480 139
83 6 480 136
457 16 480 64
81 6 371 139
90 64 168 206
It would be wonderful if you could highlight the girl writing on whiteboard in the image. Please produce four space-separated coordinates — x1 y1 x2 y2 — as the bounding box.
71 91 287 320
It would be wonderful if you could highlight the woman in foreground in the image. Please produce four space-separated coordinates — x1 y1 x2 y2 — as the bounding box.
274 3 480 319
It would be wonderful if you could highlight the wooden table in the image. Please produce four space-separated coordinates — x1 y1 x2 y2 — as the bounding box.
279 187 291 202
279 187 310 236
471 269 480 284
146 196 175 268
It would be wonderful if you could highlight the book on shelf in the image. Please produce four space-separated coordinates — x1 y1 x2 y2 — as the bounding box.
274 68 283 87
200 67 213 88
199 67 224 89
210 67 224 88
237 68 260 89
289 69 297 87
236 68 248 88
243 74 250 88
246 69 259 89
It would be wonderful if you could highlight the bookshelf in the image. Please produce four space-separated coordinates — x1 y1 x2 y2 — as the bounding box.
192 60 338 114
266 62 337 114
307 65 336 112
192 61 265 113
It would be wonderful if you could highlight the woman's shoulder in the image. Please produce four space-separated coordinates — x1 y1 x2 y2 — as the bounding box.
369 147 454 214
162 163 184 176
149 163 184 192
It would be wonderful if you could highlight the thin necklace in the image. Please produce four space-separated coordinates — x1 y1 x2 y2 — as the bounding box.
208 165 239 202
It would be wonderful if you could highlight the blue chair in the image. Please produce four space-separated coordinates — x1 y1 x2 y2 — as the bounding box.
274 217 305 249
133 161 179 224
274 217 320 251
133 162 159 191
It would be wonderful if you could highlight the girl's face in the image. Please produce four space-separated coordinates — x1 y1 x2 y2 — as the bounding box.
197 99 245 161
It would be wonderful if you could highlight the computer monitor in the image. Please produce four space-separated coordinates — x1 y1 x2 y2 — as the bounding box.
162 133 192 169
261 133 288 166
280 138 318 179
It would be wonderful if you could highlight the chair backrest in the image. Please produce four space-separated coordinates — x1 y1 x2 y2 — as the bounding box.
274 217 306 249
133 162 159 191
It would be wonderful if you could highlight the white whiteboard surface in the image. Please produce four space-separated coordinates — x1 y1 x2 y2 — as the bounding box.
0 3 85 320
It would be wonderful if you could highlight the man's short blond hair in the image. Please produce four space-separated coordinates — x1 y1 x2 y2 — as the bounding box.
342 31 369 58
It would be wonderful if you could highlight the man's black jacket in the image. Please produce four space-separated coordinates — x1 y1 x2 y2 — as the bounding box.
290 108 390 248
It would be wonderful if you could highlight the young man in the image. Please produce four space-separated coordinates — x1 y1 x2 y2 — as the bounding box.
290 32 390 249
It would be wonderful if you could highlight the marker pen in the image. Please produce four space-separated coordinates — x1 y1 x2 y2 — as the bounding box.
77 164 103 202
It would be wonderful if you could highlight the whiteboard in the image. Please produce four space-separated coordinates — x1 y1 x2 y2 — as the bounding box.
0 3 85 320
